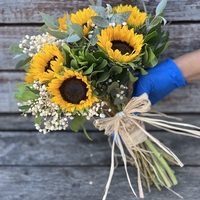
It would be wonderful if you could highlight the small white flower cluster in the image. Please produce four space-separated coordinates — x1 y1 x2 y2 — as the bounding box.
86 101 108 120
116 84 128 100
19 32 65 57
18 81 72 134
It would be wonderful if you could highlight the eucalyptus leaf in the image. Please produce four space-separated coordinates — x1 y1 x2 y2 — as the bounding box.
90 27 100 45
40 12 59 30
37 24 48 32
15 57 32 69
156 0 168 16
47 30 68 39
9 44 23 54
68 24 84 38
90 6 107 17
65 34 81 43
110 12 131 24
91 16 109 28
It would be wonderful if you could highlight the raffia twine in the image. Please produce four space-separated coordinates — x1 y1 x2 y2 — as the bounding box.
93 93 200 199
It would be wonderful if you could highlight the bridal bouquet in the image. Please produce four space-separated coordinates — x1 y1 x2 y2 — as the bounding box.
10 0 200 198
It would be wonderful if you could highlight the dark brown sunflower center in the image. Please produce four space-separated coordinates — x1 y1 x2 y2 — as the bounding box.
59 77 88 104
45 56 58 72
111 40 134 55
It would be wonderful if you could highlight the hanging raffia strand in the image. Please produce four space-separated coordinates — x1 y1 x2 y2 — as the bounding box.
94 93 200 199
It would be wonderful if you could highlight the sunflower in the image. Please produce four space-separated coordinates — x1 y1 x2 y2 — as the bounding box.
114 5 147 27
28 43 64 82
58 13 67 32
97 25 144 63
70 7 96 36
25 72 34 84
48 69 99 112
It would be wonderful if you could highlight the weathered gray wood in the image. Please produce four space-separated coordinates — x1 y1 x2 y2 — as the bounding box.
2 24 200 70
0 130 200 166
1 71 199 113
1 113 200 131
0 165 199 200
1 0 200 23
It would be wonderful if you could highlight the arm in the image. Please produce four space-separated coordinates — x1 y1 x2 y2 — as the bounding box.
174 49 200 81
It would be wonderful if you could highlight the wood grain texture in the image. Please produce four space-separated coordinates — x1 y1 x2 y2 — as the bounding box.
0 130 200 166
1 113 200 131
0 166 199 200
1 0 200 23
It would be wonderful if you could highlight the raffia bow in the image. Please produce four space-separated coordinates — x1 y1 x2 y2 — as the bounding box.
94 93 200 199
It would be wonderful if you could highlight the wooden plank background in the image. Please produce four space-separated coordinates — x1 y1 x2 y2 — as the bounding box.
1 0 200 199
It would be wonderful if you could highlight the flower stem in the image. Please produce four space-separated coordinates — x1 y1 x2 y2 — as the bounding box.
144 139 178 186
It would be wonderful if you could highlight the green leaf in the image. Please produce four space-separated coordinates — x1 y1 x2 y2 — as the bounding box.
90 6 107 17
22 91 39 101
114 96 128 105
160 30 170 43
91 16 109 28
82 125 93 141
96 72 109 85
68 24 84 38
14 92 25 102
156 0 168 16
9 44 23 54
110 12 131 24
109 65 122 74
37 24 48 32
18 105 31 112
70 115 86 132
154 41 172 57
82 65 94 75
107 82 119 93
128 71 138 83
90 27 100 45
65 34 81 43
35 114 42 125
15 57 32 69
47 30 68 39
144 31 158 43
140 68 148 75
40 12 59 30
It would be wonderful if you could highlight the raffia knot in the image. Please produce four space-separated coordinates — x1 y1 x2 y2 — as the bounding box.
94 93 150 146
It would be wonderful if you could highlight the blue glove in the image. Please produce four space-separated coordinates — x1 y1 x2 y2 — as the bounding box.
132 58 187 105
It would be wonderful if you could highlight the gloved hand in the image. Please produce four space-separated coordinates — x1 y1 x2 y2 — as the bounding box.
132 58 187 105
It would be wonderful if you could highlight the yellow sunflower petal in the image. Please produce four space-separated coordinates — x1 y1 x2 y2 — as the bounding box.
70 8 96 36
58 13 67 32
115 5 147 27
